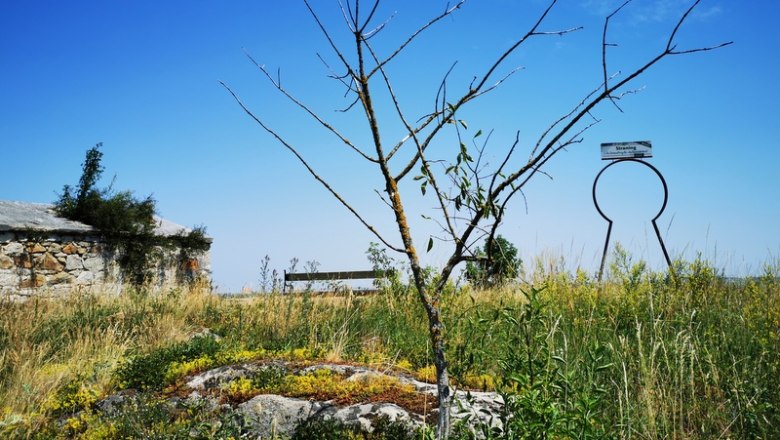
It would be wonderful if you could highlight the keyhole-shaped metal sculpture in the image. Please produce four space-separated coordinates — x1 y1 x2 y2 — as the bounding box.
592 158 672 280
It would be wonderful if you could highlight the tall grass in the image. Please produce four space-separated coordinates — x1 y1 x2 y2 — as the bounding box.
0 255 778 438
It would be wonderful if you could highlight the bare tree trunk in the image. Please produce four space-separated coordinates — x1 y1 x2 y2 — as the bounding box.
383 171 452 438
410 275 451 438
429 306 451 439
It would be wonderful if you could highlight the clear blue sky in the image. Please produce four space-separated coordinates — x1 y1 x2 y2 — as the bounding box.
2 1 778 292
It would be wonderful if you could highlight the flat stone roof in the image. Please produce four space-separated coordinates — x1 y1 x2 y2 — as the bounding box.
0 200 198 237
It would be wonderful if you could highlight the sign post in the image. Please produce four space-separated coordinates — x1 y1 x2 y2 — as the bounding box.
592 141 672 280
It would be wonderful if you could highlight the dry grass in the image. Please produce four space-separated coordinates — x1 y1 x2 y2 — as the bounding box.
0 288 214 419
0 258 778 438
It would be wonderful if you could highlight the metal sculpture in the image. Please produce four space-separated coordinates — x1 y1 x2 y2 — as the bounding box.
592 157 672 280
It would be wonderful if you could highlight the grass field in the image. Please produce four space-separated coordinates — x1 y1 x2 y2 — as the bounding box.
1 255 778 439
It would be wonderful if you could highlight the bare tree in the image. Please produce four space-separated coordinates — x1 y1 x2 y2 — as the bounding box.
222 0 730 436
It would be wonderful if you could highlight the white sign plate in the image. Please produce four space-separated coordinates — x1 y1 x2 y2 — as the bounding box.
601 141 652 160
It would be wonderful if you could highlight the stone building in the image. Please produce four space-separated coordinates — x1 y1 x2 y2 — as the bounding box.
0 200 211 299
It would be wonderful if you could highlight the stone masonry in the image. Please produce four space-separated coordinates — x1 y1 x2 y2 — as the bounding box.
0 200 210 299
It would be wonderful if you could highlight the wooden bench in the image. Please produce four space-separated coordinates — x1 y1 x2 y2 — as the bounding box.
283 269 394 293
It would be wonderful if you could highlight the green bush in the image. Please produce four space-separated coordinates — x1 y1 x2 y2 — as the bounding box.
94 394 246 440
479 287 611 439
292 416 426 440
55 143 209 286
115 336 221 390
464 236 521 288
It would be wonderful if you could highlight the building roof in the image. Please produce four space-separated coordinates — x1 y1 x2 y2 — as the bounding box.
0 200 197 237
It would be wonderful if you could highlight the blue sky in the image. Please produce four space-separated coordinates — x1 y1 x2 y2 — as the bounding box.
2 1 778 292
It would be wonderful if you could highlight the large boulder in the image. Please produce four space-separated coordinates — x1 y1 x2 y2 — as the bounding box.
96 360 506 438
238 394 324 438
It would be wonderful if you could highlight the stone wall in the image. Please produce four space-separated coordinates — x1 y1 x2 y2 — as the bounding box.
0 232 210 299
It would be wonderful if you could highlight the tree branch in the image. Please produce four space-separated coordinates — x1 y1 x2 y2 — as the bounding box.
602 0 633 112
512 2 731 202
364 40 459 241
305 0 359 81
243 50 378 163
394 0 578 182
368 1 466 79
531 79 605 159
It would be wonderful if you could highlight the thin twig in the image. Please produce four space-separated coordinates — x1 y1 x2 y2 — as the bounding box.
243 49 377 163
602 0 633 112
395 0 578 182
368 1 465 79
305 0 358 81
365 40 459 241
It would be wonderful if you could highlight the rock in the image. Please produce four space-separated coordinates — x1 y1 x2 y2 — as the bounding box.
36 253 63 272
62 243 82 255
28 243 46 254
65 255 84 271
238 394 323 439
47 272 73 286
318 402 422 433
3 242 24 255
451 390 505 433
181 259 200 271
82 256 104 272
13 254 32 269
187 327 222 343
75 271 95 284
0 273 19 287
19 276 45 288
90 360 507 439
186 363 263 391
0 255 14 270
95 392 130 417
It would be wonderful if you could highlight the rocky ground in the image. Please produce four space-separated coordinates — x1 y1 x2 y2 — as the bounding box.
96 359 504 438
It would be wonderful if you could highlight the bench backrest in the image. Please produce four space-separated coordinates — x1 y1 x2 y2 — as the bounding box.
284 269 393 282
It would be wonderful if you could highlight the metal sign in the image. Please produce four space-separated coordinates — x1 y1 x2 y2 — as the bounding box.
600 141 652 160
